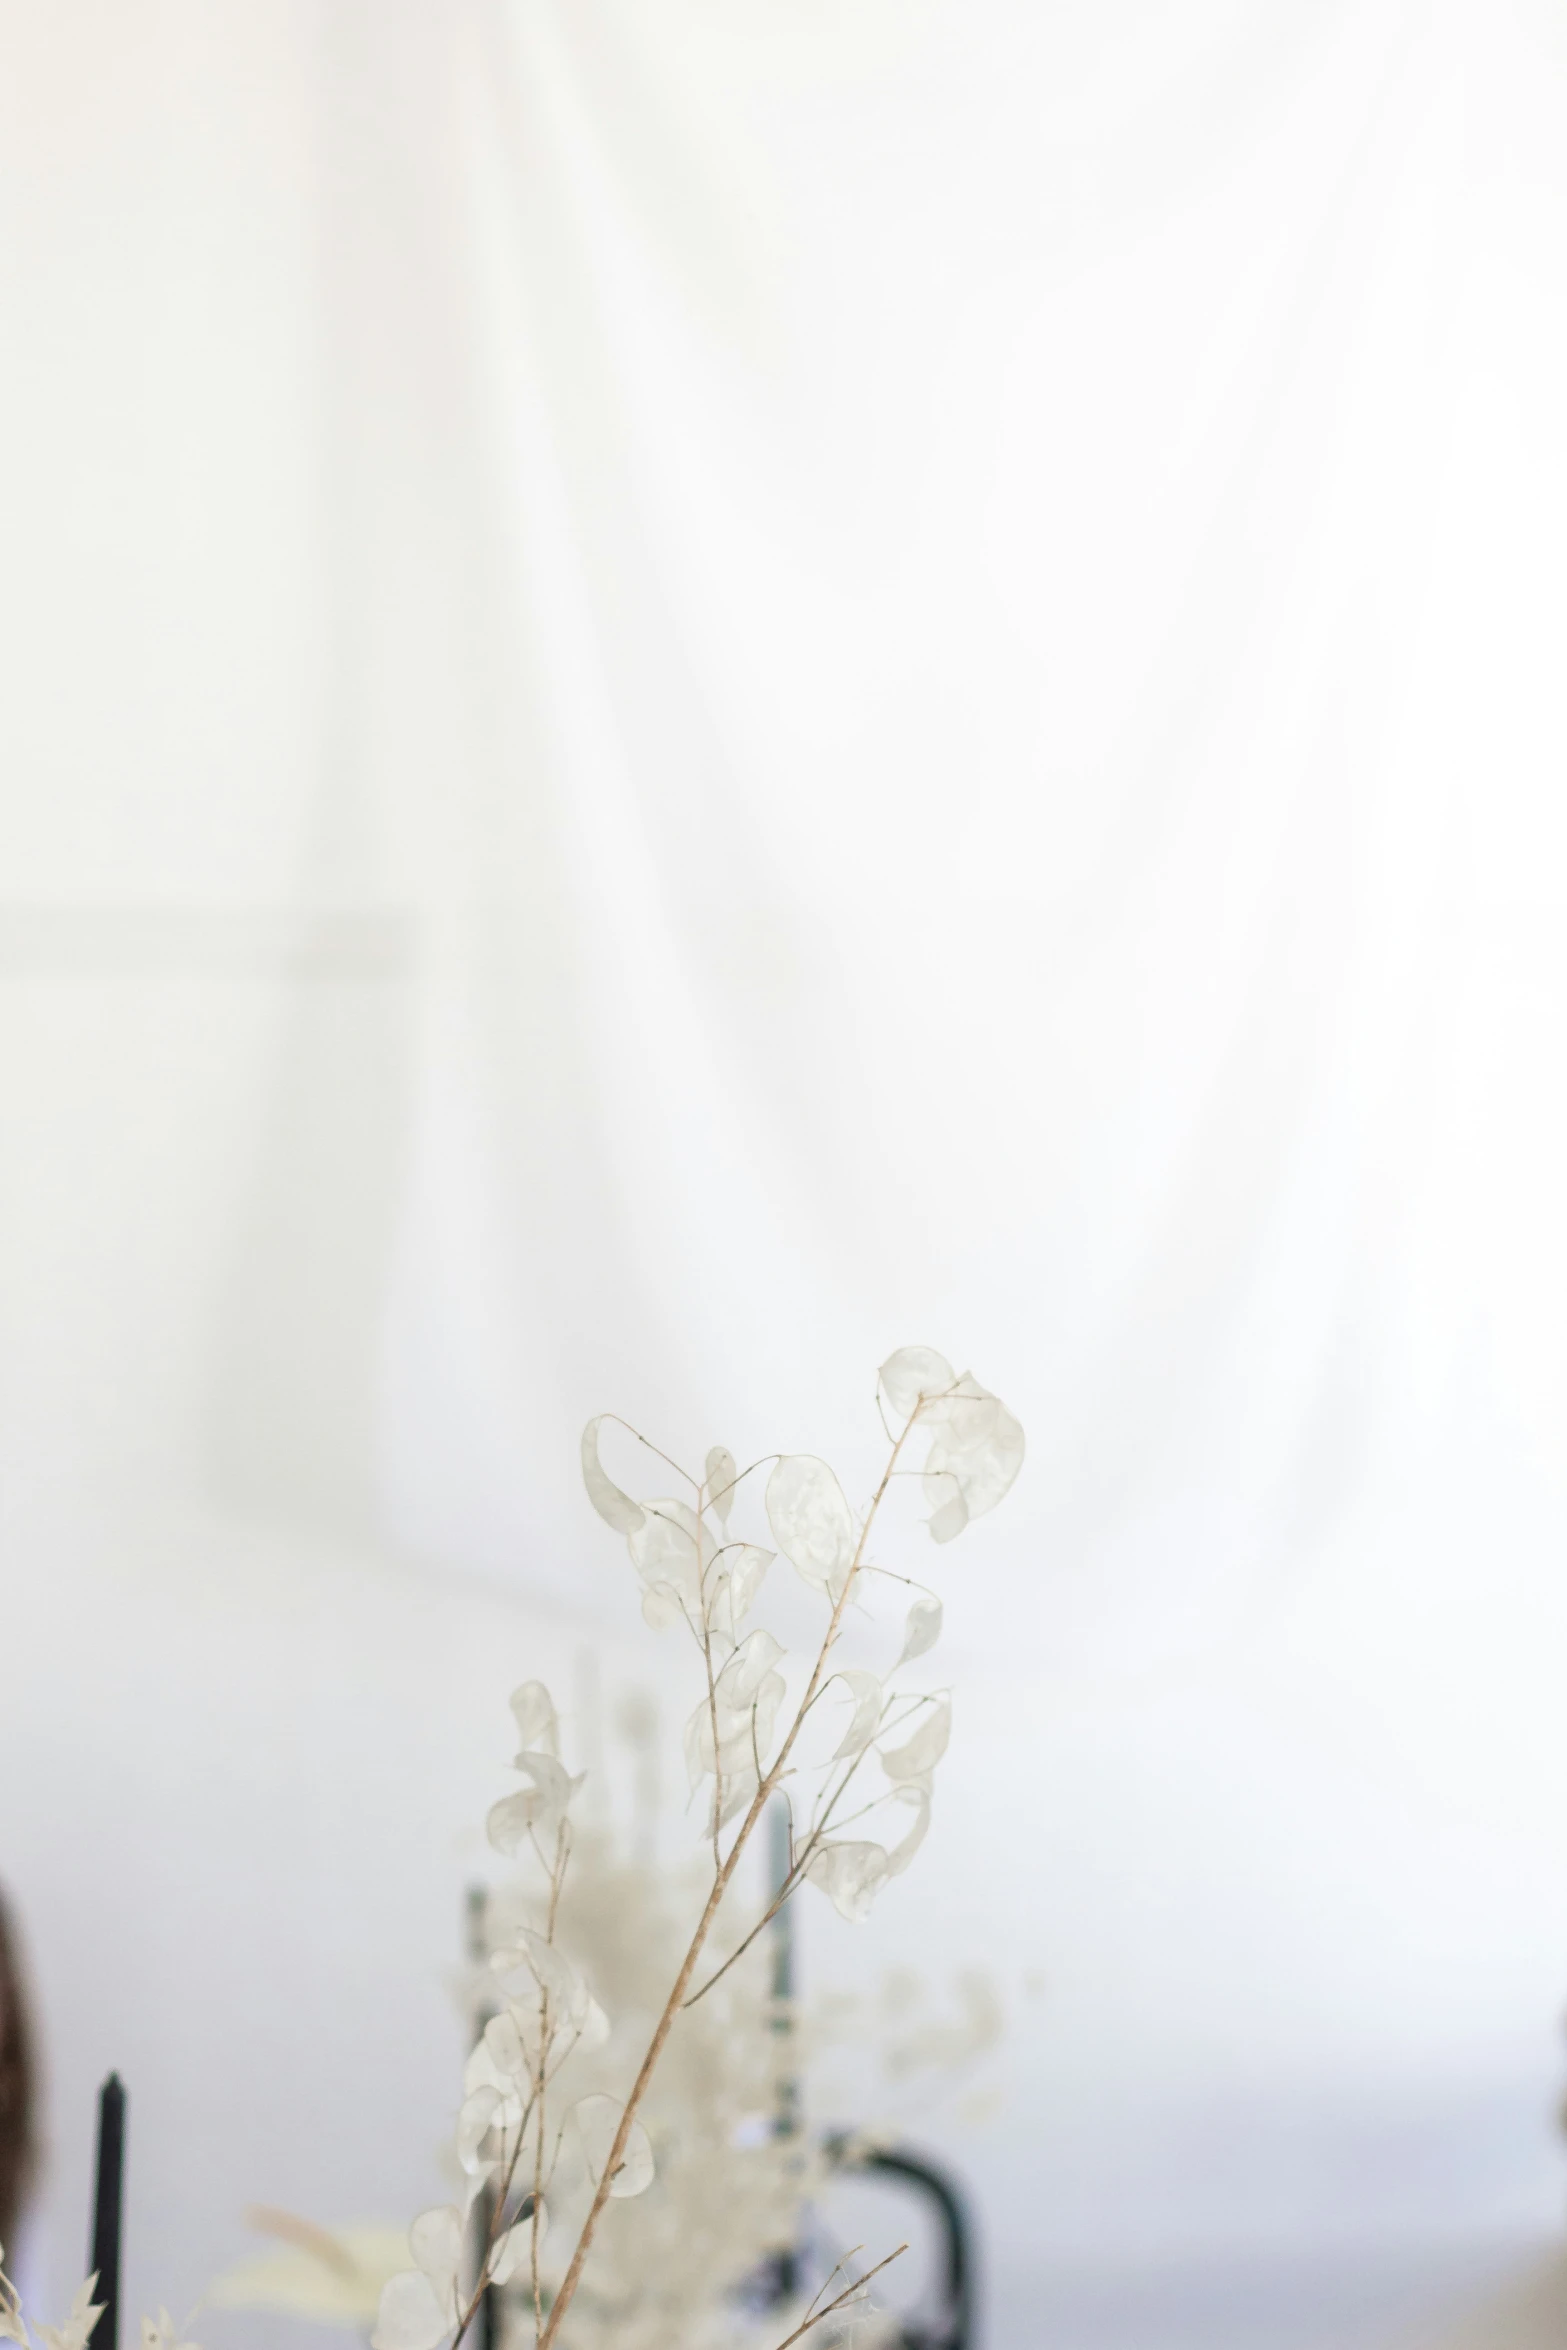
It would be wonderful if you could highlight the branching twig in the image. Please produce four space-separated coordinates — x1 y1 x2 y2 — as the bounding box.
704 1453 783 1521
701 1621 724 1877
594 1415 699 1495
534 1406 928 2350
449 2095 537 2350
685 1693 934 2009
769 2244 908 2350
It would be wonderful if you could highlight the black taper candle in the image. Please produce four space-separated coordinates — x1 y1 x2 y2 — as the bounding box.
766 1802 799 2304
465 1894 496 2350
89 2076 125 2350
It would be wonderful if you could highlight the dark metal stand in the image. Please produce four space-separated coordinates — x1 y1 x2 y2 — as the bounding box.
771 1807 975 2350
833 2141 973 2350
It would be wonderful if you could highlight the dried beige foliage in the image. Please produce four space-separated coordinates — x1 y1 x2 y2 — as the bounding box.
374 1349 1023 2350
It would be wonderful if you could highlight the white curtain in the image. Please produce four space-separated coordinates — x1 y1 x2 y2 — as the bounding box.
5 4 1567 2343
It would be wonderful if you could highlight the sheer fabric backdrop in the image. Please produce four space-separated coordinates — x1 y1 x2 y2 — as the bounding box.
4 4 1567 2343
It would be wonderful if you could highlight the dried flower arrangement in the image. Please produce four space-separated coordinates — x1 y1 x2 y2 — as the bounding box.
376 1347 1023 2350
0 1348 1022 2350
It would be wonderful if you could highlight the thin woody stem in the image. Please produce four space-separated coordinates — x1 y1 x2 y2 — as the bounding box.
704 1454 781 1520
531 1822 569 2333
686 1695 933 2008
531 1999 548 2332
683 1875 797 2008
449 2099 536 2350
449 1819 572 2350
534 1406 927 2350
701 1616 724 1876
769 2245 908 2350
595 1415 699 1495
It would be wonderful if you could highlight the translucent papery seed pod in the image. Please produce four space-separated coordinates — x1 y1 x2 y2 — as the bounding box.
880 1697 951 1782
483 2009 534 2084
410 2208 463 2295
463 2031 527 2123
806 1840 892 1923
704 1445 738 1523
489 2209 546 2288
878 1346 957 1421
925 1468 969 1546
895 1592 943 1666
924 1375 1003 1443
456 2085 502 2177
683 1700 709 1792
830 1670 884 1761
581 1418 646 1535
641 1578 686 1631
766 1456 858 1597
509 1681 559 1756
922 1376 1025 1534
884 1783 931 1877
372 2270 453 2350
629 1501 707 1618
486 1753 577 1852
732 1675 785 1770
713 1629 784 1711
570 1993 611 2055
715 1764 761 1830
516 1927 590 2020
685 1649 786 1783
707 1543 772 1639
572 2096 655 2200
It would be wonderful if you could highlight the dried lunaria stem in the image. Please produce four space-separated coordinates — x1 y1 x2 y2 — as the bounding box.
373 1348 1023 2350
771 2244 909 2350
